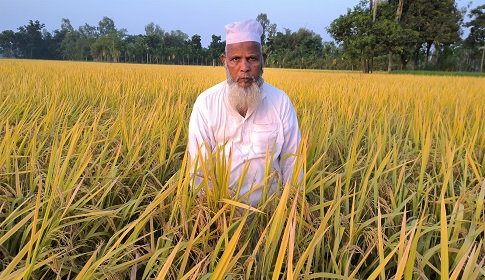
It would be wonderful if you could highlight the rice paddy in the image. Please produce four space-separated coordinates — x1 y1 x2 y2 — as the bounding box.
0 59 484 279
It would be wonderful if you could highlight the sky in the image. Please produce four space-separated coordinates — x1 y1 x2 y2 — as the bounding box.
1 0 484 48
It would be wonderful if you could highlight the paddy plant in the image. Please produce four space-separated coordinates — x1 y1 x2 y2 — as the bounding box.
0 59 484 279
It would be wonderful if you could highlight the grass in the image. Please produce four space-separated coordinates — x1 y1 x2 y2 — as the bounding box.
390 70 485 77
0 59 484 279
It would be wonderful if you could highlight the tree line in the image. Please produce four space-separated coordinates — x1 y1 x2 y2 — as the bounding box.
327 0 485 72
0 0 484 72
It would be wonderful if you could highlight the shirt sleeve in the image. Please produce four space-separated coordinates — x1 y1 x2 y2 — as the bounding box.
279 96 304 187
187 100 213 185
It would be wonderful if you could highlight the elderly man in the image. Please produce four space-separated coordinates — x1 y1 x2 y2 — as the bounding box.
188 19 303 207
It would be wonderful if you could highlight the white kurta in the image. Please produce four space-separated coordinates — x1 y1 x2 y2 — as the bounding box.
188 80 302 206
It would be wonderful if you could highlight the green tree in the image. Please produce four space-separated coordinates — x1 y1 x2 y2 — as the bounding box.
266 28 295 68
98 16 116 36
91 35 109 61
41 29 59 60
106 30 123 62
267 23 277 41
294 28 324 68
266 27 325 69
61 18 74 33
327 3 376 72
256 13 271 46
0 30 16 57
78 23 97 61
328 0 463 72
145 34 161 63
399 0 462 69
91 17 124 62
16 20 45 58
145 22 164 37
163 30 188 64
208 35 224 66
124 35 145 63
189 34 202 64
465 4 485 72
59 19 82 60
372 1 418 71
143 23 165 63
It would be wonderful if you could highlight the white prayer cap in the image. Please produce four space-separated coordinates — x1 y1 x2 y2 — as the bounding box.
225 19 263 45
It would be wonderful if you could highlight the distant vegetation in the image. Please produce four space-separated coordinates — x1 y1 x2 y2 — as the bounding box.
0 0 484 73
390 70 485 77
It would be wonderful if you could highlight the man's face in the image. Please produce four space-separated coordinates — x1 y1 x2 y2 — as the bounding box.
221 41 266 88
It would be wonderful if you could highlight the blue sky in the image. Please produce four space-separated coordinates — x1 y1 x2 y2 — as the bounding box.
1 0 483 47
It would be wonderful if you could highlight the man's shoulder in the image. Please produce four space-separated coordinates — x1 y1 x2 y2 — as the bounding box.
193 81 227 112
198 81 227 99
262 83 290 101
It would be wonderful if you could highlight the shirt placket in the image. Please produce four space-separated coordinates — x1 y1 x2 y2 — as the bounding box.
240 118 251 160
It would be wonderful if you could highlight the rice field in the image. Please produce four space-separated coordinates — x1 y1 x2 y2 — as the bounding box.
0 59 484 279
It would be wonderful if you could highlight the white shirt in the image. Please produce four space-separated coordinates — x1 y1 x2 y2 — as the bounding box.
188 80 303 206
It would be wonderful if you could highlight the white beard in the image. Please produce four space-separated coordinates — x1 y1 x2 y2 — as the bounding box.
225 66 264 116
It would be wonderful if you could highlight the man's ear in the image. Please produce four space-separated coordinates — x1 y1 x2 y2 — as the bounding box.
262 53 267 64
220 54 226 66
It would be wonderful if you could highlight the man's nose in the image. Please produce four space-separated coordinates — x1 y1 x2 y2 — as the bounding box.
240 59 250 72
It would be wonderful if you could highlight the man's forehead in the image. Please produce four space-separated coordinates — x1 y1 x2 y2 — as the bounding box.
226 42 261 55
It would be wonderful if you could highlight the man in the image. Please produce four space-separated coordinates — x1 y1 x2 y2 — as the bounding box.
187 19 303 207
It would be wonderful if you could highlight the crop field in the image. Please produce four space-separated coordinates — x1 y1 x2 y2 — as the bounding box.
0 59 484 279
